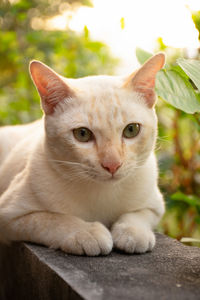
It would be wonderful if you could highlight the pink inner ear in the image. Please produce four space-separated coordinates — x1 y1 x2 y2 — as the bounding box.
131 73 157 108
126 53 165 108
30 61 73 114
135 87 156 108
34 73 49 96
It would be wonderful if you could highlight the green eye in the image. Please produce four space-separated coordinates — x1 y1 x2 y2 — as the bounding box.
123 123 140 138
73 127 93 142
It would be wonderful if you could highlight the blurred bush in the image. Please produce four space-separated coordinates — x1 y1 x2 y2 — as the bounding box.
0 0 118 125
136 41 200 244
136 11 200 244
155 33 200 243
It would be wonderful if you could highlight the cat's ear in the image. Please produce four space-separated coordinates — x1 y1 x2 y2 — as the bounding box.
29 61 73 114
125 53 165 108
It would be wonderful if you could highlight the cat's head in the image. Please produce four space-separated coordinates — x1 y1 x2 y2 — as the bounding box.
30 53 165 183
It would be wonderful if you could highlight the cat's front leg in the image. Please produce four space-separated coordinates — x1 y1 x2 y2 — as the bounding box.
111 209 161 253
2 212 113 256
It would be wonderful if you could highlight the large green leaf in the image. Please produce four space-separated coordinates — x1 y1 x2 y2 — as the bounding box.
177 58 200 92
156 69 200 114
135 48 152 64
136 48 200 113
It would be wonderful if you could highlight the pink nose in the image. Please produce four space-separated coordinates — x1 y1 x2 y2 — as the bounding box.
101 161 121 175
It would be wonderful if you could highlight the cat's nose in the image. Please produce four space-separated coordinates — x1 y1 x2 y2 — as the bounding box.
101 161 121 175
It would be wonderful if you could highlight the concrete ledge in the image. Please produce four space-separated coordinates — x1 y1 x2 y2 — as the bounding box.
0 233 200 300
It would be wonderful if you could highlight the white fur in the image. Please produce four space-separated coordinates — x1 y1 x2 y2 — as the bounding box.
0 65 165 256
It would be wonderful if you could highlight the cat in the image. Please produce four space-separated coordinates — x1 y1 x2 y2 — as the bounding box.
0 53 165 256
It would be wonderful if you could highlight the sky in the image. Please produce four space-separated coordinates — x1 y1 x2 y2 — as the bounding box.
51 0 200 74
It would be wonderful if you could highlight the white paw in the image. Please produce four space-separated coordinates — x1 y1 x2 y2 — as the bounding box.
111 224 155 253
61 222 113 256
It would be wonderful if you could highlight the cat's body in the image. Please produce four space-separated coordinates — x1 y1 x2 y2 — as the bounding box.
0 54 165 255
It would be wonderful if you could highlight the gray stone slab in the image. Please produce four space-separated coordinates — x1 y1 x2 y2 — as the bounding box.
0 233 200 300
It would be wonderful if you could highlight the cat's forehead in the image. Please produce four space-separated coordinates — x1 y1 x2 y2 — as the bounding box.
64 75 124 92
71 77 150 114
59 78 156 132
65 74 138 109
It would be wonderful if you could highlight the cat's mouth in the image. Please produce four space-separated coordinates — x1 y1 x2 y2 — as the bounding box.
86 170 124 183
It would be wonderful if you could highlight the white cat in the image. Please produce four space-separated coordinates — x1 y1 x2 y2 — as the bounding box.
0 53 165 256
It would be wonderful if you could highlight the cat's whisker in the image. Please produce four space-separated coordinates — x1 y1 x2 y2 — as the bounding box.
61 167 97 183
48 159 86 168
62 175 91 188
156 135 170 143
48 159 100 180
123 162 144 171
49 157 148 183
155 144 162 152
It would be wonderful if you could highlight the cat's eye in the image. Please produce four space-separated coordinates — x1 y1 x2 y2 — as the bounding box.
123 123 140 139
73 127 94 142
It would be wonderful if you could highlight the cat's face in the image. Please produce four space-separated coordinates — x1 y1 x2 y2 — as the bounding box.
30 54 165 183
45 78 157 182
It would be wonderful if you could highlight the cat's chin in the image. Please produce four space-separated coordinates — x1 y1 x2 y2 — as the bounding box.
88 173 130 185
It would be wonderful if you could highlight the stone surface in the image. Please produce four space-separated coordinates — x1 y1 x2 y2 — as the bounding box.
0 233 200 300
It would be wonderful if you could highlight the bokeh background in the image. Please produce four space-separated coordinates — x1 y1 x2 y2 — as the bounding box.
1 0 200 244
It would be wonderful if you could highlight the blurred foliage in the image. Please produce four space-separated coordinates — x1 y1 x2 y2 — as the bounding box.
0 0 118 125
0 0 92 30
136 46 200 244
136 11 200 245
154 36 200 244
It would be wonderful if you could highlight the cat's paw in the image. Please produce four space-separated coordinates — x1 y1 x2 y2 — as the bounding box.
61 222 113 256
111 223 155 254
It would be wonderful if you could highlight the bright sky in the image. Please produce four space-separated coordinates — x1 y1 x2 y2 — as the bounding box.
51 0 200 74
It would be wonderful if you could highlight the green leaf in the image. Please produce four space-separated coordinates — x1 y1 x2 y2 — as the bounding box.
156 69 200 114
135 48 200 113
135 48 152 64
171 191 200 208
170 65 189 80
177 58 200 92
